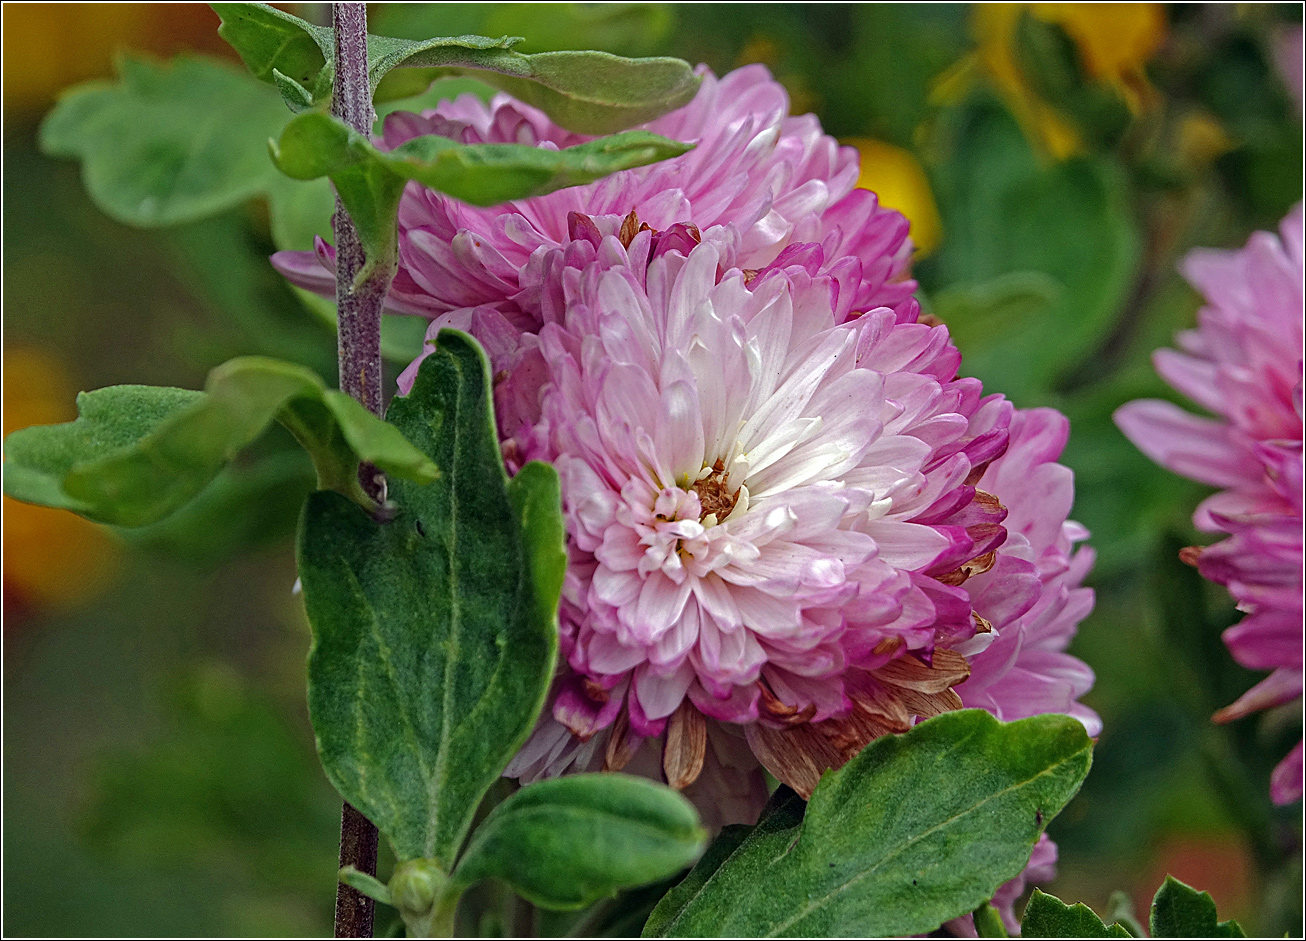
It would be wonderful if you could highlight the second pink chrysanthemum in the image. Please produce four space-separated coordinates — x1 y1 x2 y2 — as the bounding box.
1116 204 1304 805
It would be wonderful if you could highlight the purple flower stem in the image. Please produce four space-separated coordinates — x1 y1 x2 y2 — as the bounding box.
330 4 383 937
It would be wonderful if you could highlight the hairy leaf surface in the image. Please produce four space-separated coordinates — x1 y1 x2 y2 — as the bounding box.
644 711 1093 937
3 357 436 526
298 331 565 865
451 774 706 910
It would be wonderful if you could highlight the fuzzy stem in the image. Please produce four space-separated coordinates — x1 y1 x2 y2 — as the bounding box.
331 4 383 937
332 2 384 425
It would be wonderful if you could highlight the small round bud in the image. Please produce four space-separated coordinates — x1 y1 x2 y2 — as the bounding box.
388 858 445 917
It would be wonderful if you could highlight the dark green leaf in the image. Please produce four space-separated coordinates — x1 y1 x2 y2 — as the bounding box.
39 55 292 227
927 270 1063 354
2 357 438 527
1149 876 1246 938
382 49 700 135
298 330 565 866
451 774 706 910
643 710 1093 937
1021 890 1132 938
212 3 330 88
644 795 800 936
215 2 698 133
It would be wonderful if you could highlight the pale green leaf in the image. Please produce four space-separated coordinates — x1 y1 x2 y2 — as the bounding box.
2 357 438 527
39 55 291 227
214 2 698 133
451 774 706 910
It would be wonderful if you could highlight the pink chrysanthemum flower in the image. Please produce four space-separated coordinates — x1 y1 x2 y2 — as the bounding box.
961 408 1101 738
284 66 1101 904
271 64 918 328
392 203 1045 816
1115 204 1305 805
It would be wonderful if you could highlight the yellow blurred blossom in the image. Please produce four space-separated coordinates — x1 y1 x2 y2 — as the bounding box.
3 348 119 612
968 3 1167 159
846 138 943 257
1175 110 1236 167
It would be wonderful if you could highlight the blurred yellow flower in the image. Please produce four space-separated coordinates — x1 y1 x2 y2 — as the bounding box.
969 3 1166 158
3 348 119 613
846 138 944 257
1175 110 1236 167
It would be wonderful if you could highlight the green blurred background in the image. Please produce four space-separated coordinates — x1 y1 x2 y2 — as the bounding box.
3 3 1302 936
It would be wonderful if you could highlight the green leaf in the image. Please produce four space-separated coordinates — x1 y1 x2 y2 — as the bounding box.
214 2 699 134
1106 890 1146 938
39 55 292 227
451 774 706 910
2 357 438 527
1149 876 1246 938
379 49 700 135
643 710 1093 938
921 100 1140 403
339 866 393 906
272 111 692 206
270 110 690 276
973 901 1010 938
121 450 316 567
1021 890 1132 938
212 3 330 88
297 330 565 866
927 270 1063 355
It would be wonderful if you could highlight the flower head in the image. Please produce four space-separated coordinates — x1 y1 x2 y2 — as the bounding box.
272 65 919 328
1115 204 1305 805
280 64 1100 859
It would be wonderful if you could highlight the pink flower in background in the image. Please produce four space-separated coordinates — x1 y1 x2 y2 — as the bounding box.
1274 24 1304 117
1115 203 1305 805
272 64 918 328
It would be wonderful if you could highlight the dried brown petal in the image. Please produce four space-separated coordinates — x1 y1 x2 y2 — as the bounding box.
663 701 708 789
849 681 912 732
603 709 639 772
871 648 970 693
894 686 964 720
618 209 640 248
744 722 842 800
872 636 904 658
758 678 818 726
817 708 899 763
